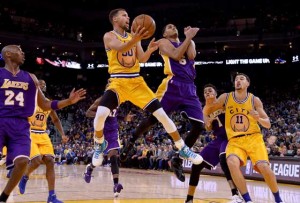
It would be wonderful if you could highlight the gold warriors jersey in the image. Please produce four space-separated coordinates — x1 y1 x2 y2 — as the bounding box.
224 92 261 139
106 31 140 74
29 105 51 132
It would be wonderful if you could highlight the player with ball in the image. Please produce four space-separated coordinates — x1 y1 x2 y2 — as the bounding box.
89 8 203 183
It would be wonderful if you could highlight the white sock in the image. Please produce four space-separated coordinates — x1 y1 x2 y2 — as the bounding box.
174 139 185 150
94 135 104 144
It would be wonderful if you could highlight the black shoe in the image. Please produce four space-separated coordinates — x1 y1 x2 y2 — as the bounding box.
171 153 185 182
120 142 134 162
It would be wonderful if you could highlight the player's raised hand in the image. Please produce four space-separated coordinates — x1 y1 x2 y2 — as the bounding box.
68 88 86 104
184 27 199 39
147 38 159 52
131 25 148 41
184 26 191 33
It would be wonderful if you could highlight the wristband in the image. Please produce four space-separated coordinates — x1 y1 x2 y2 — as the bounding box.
51 100 59 110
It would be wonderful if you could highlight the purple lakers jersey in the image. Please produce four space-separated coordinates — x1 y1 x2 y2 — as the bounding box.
210 109 227 139
0 68 37 118
160 41 196 83
103 109 118 136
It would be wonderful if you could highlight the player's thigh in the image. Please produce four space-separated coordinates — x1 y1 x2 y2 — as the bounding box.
226 138 248 166
247 133 269 170
34 133 54 156
129 80 156 109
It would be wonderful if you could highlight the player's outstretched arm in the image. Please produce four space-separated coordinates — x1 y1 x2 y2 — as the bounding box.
204 93 227 115
31 73 86 111
137 38 158 62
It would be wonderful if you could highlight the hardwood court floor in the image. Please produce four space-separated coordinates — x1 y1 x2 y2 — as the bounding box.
0 165 299 203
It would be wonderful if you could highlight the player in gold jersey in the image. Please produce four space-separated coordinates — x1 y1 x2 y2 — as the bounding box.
205 73 284 203
18 80 68 203
92 8 203 169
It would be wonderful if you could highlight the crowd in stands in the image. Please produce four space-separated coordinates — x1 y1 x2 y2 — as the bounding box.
47 83 300 171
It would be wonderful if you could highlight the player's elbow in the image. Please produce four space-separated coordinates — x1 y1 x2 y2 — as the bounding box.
264 123 271 129
261 122 271 129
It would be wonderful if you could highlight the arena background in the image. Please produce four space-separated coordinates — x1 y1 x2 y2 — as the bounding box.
0 0 299 186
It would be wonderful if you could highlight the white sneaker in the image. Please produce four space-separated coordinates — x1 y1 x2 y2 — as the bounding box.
179 145 203 165
230 194 243 203
92 150 104 166
92 140 107 166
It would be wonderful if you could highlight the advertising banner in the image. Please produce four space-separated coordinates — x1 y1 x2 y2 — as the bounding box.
183 157 300 185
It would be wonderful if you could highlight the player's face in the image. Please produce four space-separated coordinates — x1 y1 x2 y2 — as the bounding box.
10 46 25 65
163 24 178 38
115 10 130 31
234 75 249 90
204 87 216 99
38 80 47 92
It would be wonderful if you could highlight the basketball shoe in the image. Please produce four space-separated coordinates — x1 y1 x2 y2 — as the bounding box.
231 194 243 203
18 175 29 194
179 145 203 165
120 142 134 162
47 194 63 203
171 153 185 182
6 169 12 178
92 140 107 166
83 164 93 183
113 183 123 197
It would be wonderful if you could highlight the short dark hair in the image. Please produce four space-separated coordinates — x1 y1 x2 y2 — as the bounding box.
235 72 250 83
109 8 125 25
162 24 168 36
204 83 217 93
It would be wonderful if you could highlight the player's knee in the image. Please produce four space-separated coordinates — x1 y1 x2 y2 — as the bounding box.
14 157 29 168
152 108 177 133
110 155 119 175
219 153 226 166
42 156 54 166
219 153 232 180
144 99 161 113
255 162 271 174
226 155 240 169
99 90 118 111
31 156 43 167
190 120 205 135
184 121 205 147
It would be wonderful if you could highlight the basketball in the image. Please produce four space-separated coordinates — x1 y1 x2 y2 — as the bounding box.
131 14 156 39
